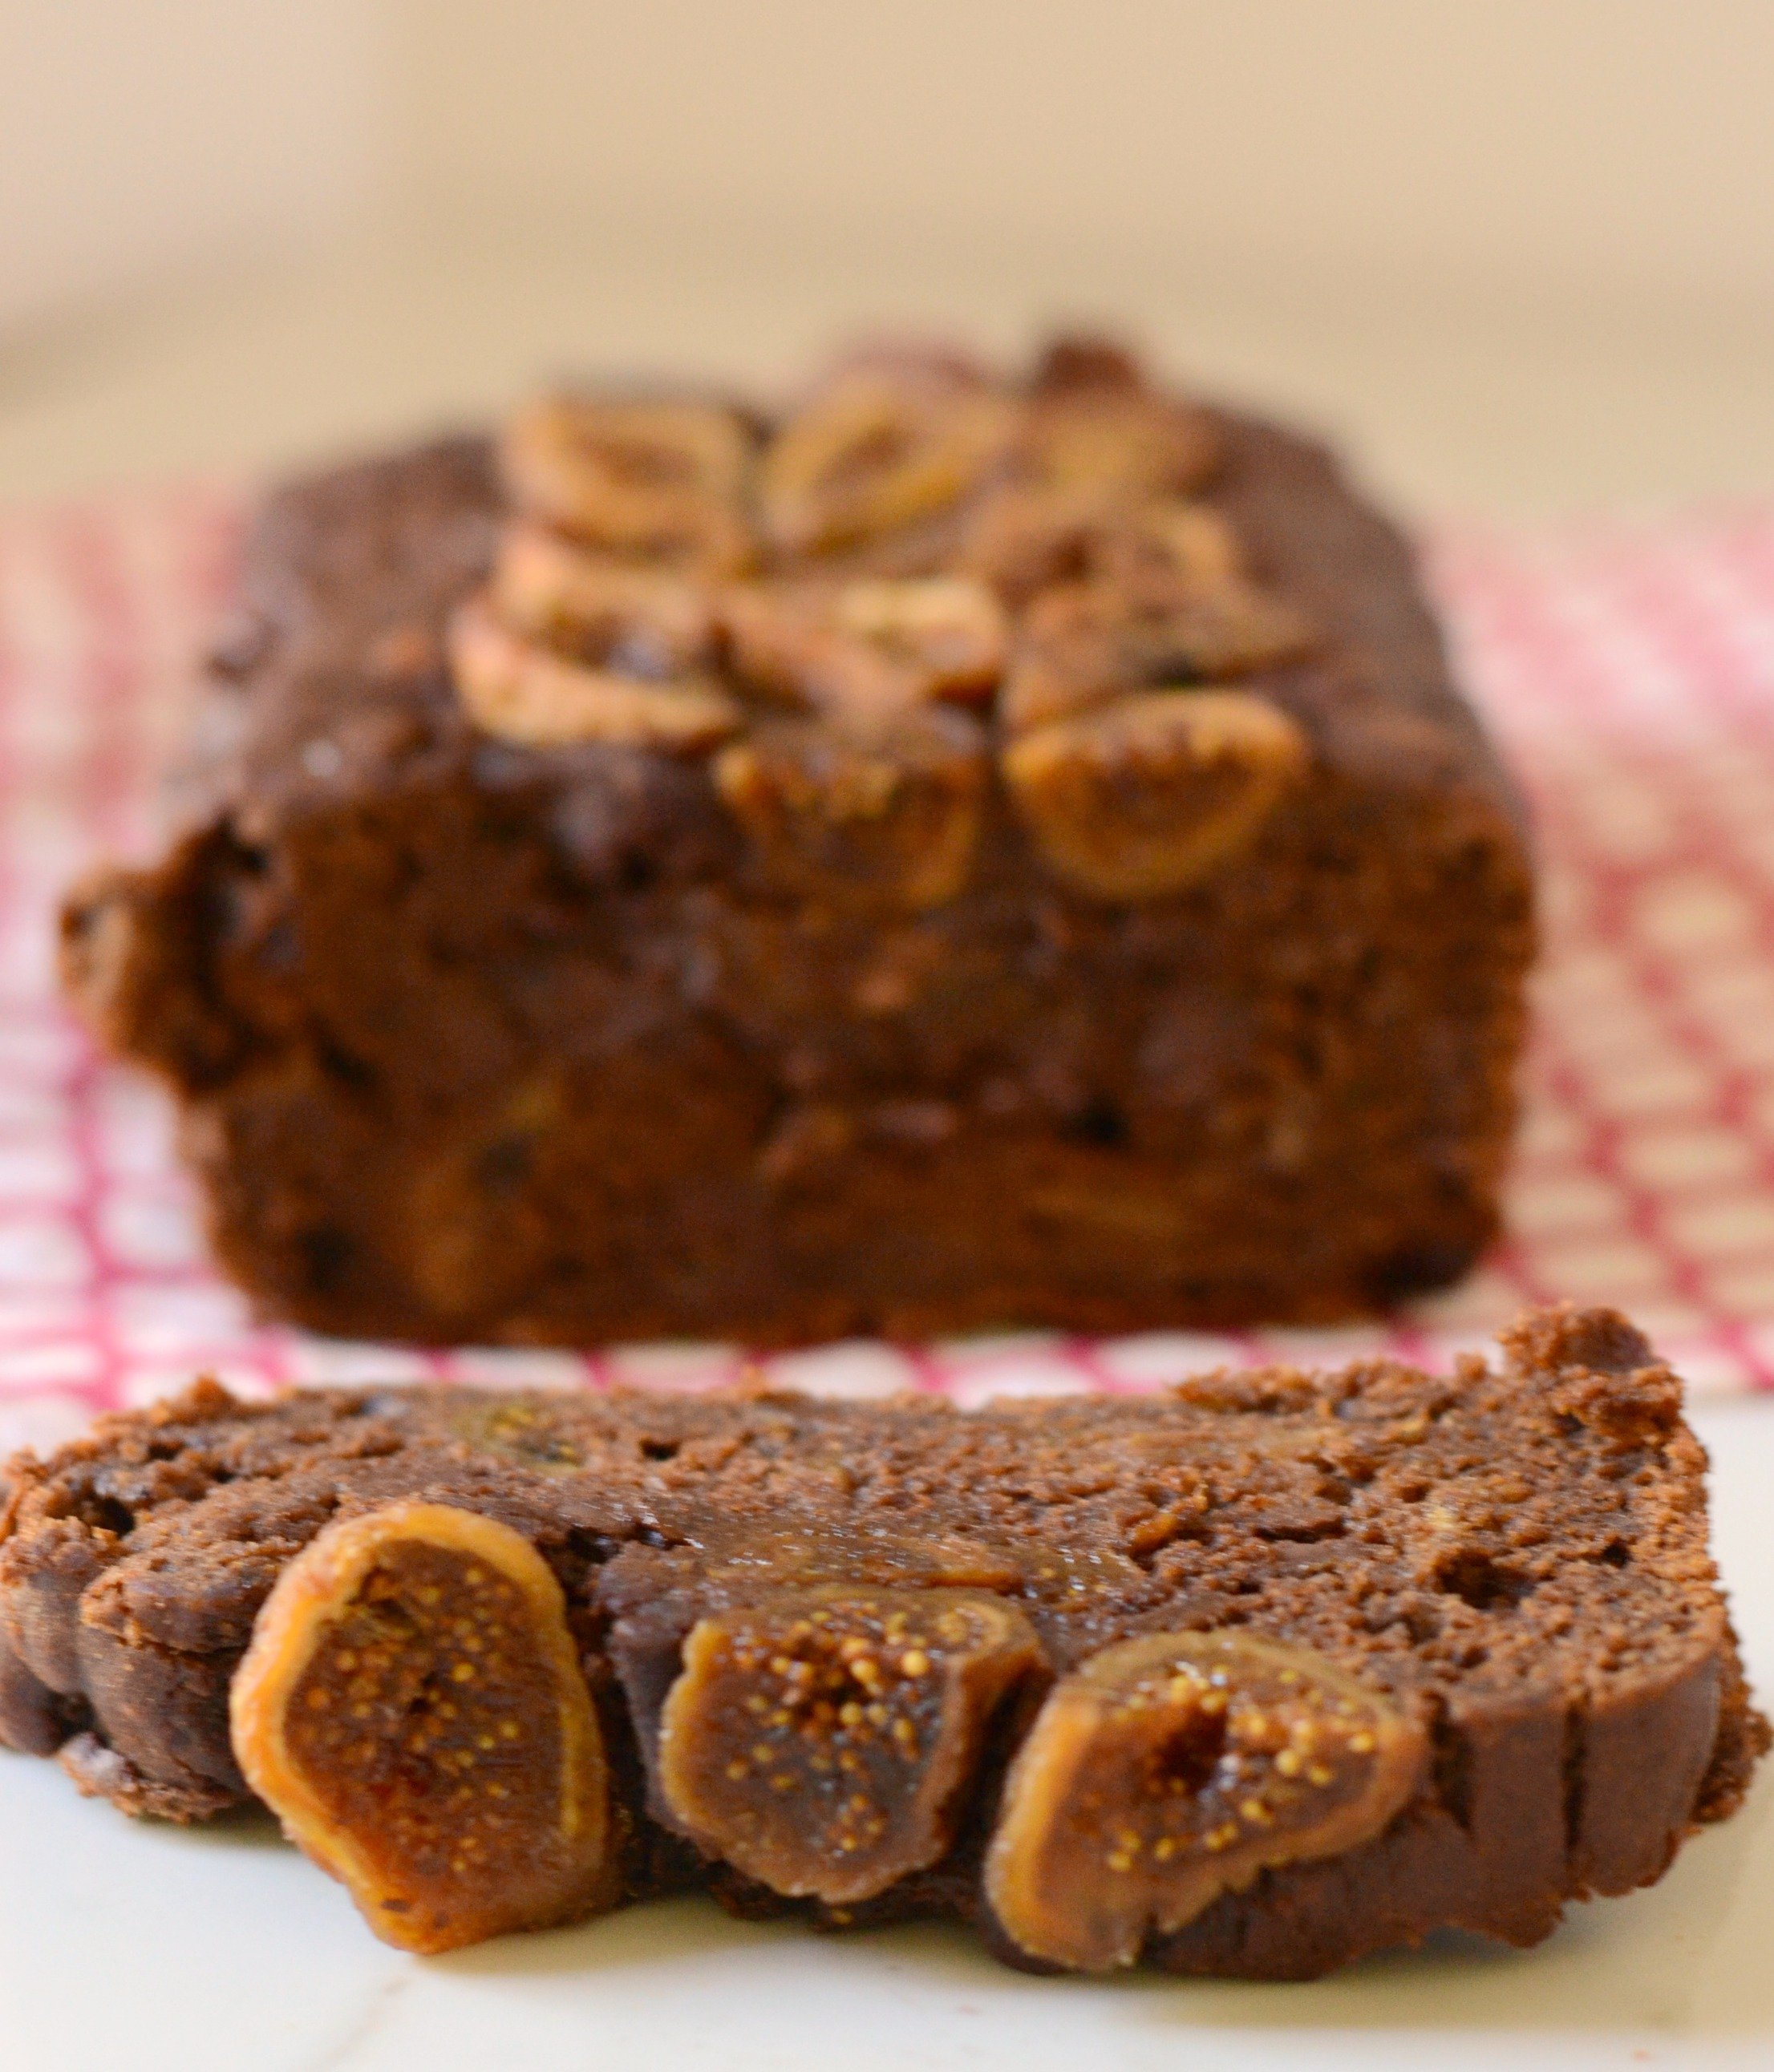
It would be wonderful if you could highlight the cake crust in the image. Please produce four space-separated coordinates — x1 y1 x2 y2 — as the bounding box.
1 1308 1761 1976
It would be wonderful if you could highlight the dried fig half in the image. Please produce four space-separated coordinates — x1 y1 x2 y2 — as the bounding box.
965 488 1243 609
723 581 921 712
492 520 719 674
230 1502 613 1954
829 577 1007 704
960 484 1119 605
1110 577 1314 685
657 1586 1044 1904
760 370 1019 556
448 592 741 751
985 1630 1425 1971
1002 578 1317 734
715 704 988 910
1002 690 1309 900
726 577 1006 712
500 395 756 572
1106 500 1246 595
1020 386 1221 496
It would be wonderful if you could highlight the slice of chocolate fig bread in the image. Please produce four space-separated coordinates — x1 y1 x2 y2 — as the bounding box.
0 1307 1762 1977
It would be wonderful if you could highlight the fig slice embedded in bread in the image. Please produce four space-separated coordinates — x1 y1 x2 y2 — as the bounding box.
230 1502 614 1953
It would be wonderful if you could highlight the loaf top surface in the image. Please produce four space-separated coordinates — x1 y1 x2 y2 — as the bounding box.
167 339 1524 870
0 1306 1754 1795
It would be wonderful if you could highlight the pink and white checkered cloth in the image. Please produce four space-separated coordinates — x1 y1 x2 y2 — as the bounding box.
4 488 1774 1457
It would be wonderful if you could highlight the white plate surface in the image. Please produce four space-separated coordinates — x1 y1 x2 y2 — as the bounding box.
3 1401 1772 2072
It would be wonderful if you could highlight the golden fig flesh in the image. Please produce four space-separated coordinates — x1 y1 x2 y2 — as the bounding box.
1001 578 1317 734
500 395 755 571
965 488 1243 609
230 1503 613 1954
828 577 1007 704
985 1630 1425 1970
1001 690 1309 900
1021 389 1221 496
491 521 720 673
761 372 1016 556
658 1586 1043 1904
448 592 741 751
715 705 987 910
725 577 1006 711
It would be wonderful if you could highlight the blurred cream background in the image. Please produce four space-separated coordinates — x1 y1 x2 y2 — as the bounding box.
2 0 1771 513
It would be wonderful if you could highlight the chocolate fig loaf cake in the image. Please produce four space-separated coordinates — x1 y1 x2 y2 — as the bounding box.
61 338 1532 1346
1 1308 1762 1976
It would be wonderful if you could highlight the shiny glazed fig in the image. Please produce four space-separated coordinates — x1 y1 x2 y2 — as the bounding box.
231 1503 614 1953
658 1586 1043 1904
985 1629 1425 1969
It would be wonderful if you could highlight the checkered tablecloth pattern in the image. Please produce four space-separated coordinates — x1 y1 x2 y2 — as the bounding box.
4 487 1774 1458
